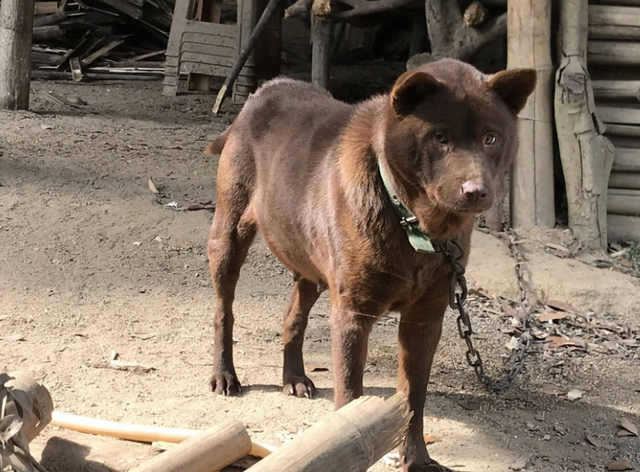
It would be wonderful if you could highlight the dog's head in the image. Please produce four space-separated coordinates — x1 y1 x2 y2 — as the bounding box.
382 59 536 236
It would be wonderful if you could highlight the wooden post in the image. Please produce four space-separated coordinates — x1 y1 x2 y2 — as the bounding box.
0 0 36 109
311 14 334 89
508 0 555 229
554 0 615 248
245 393 411 472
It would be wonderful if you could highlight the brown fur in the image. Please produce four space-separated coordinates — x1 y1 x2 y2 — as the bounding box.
206 61 536 471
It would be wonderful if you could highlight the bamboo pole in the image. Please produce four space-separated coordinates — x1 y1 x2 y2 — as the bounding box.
508 0 555 228
592 80 640 100
0 0 36 109
554 0 614 248
129 420 251 472
588 41 640 65
50 412 275 458
608 188 640 215
613 148 640 172
245 393 411 472
311 14 334 89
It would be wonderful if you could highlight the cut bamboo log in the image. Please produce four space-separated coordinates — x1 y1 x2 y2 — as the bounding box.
50 411 275 458
245 393 411 472
129 420 251 472
508 0 555 228
604 124 640 137
608 188 640 215
555 0 614 248
592 80 640 99
613 148 640 172
589 5 640 30
0 0 36 109
598 106 640 125
609 172 640 189
608 213 640 240
588 41 640 65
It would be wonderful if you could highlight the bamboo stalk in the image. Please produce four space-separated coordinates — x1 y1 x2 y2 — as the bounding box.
245 393 411 472
50 412 275 458
592 80 640 99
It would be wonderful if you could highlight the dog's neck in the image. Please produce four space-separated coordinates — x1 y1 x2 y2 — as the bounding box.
339 96 474 242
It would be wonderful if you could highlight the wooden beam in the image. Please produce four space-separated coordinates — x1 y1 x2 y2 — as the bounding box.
311 14 333 89
508 0 555 229
554 0 614 248
599 106 640 125
604 124 640 137
0 0 36 109
609 172 640 189
588 40 640 65
592 80 640 99
608 188 640 216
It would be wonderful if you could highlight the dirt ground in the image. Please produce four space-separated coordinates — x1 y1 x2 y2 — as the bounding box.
1 77 640 472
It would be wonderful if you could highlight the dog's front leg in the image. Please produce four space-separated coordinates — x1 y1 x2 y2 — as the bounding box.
329 299 378 408
398 286 449 472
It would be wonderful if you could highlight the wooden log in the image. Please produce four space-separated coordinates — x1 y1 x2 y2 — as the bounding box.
592 80 640 100
609 172 640 189
245 393 411 472
599 106 640 125
508 0 555 229
614 148 640 172
34 1 59 14
50 411 275 458
311 14 333 89
588 41 640 65
32 24 64 41
608 213 640 241
589 5 640 28
604 124 640 137
608 188 640 216
0 0 36 109
555 0 614 248
129 420 251 472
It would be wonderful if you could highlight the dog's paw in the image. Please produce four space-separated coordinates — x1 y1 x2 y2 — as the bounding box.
210 371 242 396
282 375 316 399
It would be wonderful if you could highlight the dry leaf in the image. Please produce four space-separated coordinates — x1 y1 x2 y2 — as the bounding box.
538 311 568 322
618 429 635 437
423 435 441 445
548 336 584 348
586 435 615 450
567 389 583 401
620 259 633 268
620 418 638 437
607 460 633 471
130 333 156 340
306 366 329 372
148 177 159 194
0 334 25 342
546 300 578 313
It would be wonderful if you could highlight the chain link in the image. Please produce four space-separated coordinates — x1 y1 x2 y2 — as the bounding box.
445 229 534 394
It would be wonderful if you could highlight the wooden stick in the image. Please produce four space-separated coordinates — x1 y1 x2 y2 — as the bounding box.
50 411 275 458
311 15 334 89
129 420 251 472
245 393 411 472
211 0 283 114
0 0 36 109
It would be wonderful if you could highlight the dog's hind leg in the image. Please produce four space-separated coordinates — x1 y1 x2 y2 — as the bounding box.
207 145 257 396
282 278 320 398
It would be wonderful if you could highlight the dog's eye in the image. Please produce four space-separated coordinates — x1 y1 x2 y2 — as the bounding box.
434 132 449 144
484 133 497 145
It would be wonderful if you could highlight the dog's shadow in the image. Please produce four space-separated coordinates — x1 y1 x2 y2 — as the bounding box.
40 437 117 472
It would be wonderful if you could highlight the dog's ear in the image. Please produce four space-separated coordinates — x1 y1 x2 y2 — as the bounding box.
390 70 444 117
486 68 537 114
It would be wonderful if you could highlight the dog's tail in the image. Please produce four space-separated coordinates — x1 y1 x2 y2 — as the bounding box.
204 127 231 156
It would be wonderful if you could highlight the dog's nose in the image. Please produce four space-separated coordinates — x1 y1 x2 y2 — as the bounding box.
460 181 488 204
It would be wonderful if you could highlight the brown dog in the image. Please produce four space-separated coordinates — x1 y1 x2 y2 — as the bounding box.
205 59 536 471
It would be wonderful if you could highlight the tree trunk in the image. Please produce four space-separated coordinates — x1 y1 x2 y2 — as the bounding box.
555 0 614 248
0 0 36 109
508 0 555 229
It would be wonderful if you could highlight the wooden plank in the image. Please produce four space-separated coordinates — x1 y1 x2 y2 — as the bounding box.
608 188 640 216
589 5 640 28
99 0 142 19
588 40 640 65
592 80 640 99
182 31 238 49
182 61 230 77
609 171 640 189
608 213 640 241
605 124 640 137
590 25 640 40
181 41 236 58
184 20 238 37
80 38 125 66
614 148 640 172
509 0 555 229
34 1 59 14
599 106 640 125
179 52 236 67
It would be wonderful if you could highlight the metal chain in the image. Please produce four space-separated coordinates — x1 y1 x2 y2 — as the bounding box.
445 229 534 394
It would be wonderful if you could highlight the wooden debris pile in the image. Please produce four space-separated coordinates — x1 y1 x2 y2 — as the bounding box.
18 0 174 81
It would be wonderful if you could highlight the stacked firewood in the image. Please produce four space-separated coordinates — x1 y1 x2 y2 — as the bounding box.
16 0 174 80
